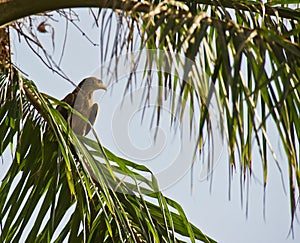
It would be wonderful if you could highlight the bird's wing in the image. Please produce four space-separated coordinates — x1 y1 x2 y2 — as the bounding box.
56 93 75 120
85 103 98 135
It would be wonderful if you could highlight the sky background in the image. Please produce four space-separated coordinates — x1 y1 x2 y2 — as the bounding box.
4 8 300 243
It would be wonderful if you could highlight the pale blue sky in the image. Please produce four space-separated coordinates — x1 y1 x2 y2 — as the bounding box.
6 8 300 243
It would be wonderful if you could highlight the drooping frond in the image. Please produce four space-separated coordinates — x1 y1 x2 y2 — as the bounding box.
133 0 300 225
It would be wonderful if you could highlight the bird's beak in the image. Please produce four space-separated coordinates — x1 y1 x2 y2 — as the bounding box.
100 83 107 91
96 79 107 91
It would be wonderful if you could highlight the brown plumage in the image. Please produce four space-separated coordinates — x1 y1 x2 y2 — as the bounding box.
56 77 107 136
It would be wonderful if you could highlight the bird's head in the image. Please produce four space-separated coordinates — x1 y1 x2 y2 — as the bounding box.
79 77 107 92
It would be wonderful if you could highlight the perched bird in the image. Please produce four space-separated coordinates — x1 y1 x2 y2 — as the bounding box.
57 77 107 136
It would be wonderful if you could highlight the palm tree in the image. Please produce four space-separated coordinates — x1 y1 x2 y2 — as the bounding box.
0 0 299 242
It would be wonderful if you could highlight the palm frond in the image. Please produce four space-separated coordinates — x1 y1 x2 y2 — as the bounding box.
0 71 215 242
125 0 300 225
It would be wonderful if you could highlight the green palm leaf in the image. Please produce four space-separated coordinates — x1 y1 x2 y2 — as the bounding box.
0 72 215 242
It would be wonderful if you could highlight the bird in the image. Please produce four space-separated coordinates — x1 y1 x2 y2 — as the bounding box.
56 77 107 136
